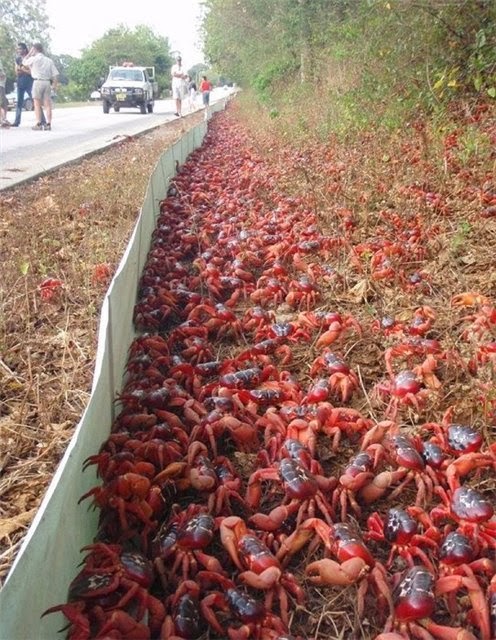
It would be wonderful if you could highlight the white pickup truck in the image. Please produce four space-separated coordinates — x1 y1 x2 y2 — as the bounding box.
100 64 159 114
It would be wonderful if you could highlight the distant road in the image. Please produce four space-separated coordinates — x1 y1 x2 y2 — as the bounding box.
0 89 230 191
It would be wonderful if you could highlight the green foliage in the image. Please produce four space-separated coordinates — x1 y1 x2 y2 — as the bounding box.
201 0 496 138
0 0 50 89
65 25 173 100
0 0 50 53
452 220 473 255
453 126 493 167
253 60 297 102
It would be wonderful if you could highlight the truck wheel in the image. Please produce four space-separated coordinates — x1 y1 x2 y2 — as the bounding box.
114 105 120 112
147 102 154 113
103 101 110 114
139 102 147 114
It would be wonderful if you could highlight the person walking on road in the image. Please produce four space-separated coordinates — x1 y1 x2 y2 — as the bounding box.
22 42 59 131
171 55 187 117
12 43 45 128
200 75 213 121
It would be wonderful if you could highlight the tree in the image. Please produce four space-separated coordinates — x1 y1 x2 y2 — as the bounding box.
201 0 496 109
65 25 174 100
0 0 50 89
201 0 350 93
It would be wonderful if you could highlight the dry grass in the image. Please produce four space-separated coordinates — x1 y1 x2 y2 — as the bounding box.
0 111 205 583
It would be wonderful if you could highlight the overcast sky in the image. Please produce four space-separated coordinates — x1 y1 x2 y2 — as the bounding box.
45 0 206 64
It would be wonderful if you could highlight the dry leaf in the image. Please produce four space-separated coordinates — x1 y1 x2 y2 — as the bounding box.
347 279 369 303
50 421 72 431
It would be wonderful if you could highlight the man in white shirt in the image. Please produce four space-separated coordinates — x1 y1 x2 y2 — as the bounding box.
170 55 186 117
22 43 59 131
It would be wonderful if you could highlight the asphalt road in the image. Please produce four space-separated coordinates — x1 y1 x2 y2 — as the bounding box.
0 91 229 191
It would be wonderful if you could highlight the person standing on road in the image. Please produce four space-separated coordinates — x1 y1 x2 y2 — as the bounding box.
22 43 59 131
0 59 11 127
200 75 213 120
171 54 187 117
12 43 45 128
186 75 197 113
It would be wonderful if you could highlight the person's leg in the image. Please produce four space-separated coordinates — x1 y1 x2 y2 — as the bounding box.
32 97 44 128
40 84 50 125
26 85 43 123
31 82 43 128
44 100 52 128
14 85 24 125
39 104 47 126
34 99 42 121
0 104 9 125
203 93 210 120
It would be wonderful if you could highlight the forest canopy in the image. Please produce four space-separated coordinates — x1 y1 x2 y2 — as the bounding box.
202 0 496 115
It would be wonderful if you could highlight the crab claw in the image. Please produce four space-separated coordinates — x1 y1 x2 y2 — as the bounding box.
422 619 478 640
239 566 282 590
451 292 491 307
305 557 369 586
359 470 405 503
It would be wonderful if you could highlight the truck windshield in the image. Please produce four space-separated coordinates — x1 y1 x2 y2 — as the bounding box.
109 69 144 82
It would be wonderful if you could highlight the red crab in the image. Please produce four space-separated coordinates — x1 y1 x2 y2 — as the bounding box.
241 306 276 334
187 302 244 339
250 276 288 307
182 441 247 515
219 516 304 625
359 433 439 507
42 543 164 638
285 276 321 310
161 579 204 639
201 582 290 640
366 508 439 572
431 486 496 551
246 457 336 529
309 350 359 403
152 504 225 588
376 565 478 640
332 450 377 520
78 472 163 544
39 277 64 301
372 368 434 419
384 338 443 378
318 405 374 451
434 531 494 640
276 518 393 618
420 407 483 457
236 337 293 366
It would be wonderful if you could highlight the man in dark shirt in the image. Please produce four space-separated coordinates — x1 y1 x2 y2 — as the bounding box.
12 42 45 127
